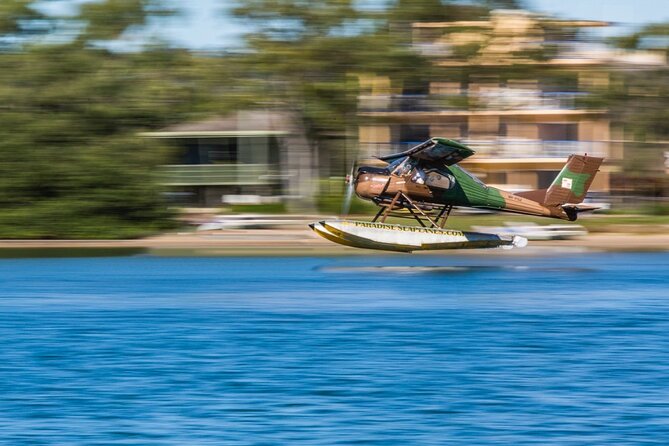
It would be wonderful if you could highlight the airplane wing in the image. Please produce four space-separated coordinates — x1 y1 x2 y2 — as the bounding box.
378 138 475 165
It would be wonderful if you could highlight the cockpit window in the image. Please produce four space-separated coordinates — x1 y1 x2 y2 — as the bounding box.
390 157 416 176
424 169 454 189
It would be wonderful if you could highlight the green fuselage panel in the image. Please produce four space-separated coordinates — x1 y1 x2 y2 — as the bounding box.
436 165 506 209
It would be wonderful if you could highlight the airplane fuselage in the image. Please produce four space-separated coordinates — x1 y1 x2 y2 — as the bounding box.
355 163 571 220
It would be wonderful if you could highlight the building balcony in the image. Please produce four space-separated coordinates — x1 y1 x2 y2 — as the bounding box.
358 91 587 113
459 139 608 158
362 139 608 160
359 94 465 112
159 164 283 186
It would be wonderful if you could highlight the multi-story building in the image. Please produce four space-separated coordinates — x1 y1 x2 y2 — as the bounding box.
357 10 665 194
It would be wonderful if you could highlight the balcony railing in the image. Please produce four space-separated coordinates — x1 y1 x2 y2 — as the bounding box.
460 139 608 158
362 140 608 159
159 164 283 186
358 91 587 112
358 94 463 112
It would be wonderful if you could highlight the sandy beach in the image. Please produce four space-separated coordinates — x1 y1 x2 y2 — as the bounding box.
0 227 667 256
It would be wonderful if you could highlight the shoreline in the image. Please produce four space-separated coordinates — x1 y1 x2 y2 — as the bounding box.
0 229 667 257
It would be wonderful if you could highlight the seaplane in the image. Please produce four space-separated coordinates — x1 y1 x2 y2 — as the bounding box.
310 137 603 252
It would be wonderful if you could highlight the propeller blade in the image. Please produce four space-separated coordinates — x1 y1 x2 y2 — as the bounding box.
341 163 356 215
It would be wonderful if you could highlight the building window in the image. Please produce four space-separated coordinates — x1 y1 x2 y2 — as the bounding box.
538 170 561 189
175 138 238 164
538 123 578 141
206 139 238 163
486 172 507 185
399 125 430 145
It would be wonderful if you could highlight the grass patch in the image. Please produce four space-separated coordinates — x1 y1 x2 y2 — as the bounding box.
0 248 146 258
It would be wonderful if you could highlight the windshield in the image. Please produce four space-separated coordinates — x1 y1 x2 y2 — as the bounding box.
389 157 417 176
386 157 404 172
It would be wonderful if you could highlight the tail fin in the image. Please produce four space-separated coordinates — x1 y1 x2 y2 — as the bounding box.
544 154 603 206
516 154 604 206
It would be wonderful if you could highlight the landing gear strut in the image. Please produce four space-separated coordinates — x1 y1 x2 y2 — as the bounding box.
371 191 454 229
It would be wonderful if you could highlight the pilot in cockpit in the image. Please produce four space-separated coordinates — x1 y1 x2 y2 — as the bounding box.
411 167 426 185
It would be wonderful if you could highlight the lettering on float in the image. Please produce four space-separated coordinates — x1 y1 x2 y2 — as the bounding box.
348 221 464 237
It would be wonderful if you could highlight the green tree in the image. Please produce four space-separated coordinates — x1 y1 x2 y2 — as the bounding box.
232 2 454 151
0 0 42 35
0 0 229 238
230 0 523 142
603 24 669 181
230 0 523 212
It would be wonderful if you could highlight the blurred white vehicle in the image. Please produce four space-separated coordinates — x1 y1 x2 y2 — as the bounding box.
197 214 326 231
471 222 587 240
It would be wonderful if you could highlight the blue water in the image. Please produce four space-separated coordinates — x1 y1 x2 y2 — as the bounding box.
0 252 668 445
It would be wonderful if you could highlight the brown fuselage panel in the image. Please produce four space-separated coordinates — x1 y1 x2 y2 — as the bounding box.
357 174 434 201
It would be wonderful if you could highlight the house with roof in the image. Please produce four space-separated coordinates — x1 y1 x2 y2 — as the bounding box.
142 110 315 208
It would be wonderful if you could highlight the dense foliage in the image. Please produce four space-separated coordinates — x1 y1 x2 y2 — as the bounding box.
0 0 665 237
0 1 242 238
0 0 515 237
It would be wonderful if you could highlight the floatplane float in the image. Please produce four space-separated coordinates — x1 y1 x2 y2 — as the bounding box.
310 137 603 253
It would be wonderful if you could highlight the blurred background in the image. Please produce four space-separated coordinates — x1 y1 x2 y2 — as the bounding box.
0 0 668 241
3 4 669 444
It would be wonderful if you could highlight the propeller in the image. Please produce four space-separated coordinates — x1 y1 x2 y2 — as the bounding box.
341 162 357 216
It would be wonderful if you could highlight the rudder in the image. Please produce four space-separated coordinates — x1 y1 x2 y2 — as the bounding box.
543 154 603 206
